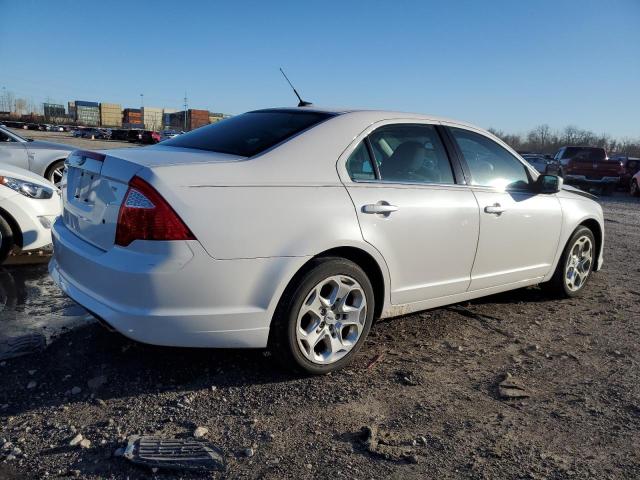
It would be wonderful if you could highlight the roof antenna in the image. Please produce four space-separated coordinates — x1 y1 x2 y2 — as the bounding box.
280 68 312 107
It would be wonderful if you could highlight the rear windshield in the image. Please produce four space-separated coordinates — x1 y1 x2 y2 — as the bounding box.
561 147 606 161
163 110 335 157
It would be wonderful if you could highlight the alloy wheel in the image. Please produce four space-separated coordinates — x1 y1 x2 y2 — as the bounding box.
565 235 593 292
50 165 65 186
295 274 367 365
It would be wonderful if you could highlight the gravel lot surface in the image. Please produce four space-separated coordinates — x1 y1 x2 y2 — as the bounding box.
0 194 638 479
8 128 136 150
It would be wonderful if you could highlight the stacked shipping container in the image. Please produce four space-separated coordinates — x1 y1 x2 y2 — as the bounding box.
75 101 100 126
122 108 143 129
100 103 122 127
189 109 210 130
141 107 163 131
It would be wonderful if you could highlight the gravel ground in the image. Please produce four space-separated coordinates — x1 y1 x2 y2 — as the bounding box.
0 194 638 479
8 128 136 150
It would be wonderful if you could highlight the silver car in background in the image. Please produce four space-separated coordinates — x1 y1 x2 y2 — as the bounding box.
0 126 76 183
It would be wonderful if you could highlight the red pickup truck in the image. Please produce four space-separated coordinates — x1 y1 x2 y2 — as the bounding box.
554 146 624 195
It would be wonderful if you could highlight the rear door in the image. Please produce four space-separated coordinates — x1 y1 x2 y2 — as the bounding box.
445 125 562 290
0 129 30 169
341 122 480 305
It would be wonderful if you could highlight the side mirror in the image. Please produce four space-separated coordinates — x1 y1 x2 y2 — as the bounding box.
535 174 563 194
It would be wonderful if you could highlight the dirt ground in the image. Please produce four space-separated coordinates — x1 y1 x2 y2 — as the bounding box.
8 128 135 150
0 194 638 479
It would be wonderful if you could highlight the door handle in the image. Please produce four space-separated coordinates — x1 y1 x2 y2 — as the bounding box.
362 202 399 215
484 203 506 215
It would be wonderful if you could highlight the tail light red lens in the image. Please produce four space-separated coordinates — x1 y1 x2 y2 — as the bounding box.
115 176 195 247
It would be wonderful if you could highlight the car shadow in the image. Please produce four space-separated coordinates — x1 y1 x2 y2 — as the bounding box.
0 321 304 418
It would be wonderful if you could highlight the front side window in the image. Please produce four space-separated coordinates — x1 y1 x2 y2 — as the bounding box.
345 142 376 181
368 124 455 184
0 131 12 142
450 128 531 190
163 110 334 157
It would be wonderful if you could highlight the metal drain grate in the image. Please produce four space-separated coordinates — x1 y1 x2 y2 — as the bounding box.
123 435 225 472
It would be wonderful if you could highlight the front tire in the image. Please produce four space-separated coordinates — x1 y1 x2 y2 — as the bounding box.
0 216 15 265
544 226 595 298
270 257 375 374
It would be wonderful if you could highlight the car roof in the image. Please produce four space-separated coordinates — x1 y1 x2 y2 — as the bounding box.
251 106 480 129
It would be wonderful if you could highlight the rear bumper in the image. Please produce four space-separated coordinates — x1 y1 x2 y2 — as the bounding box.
563 175 620 185
49 218 307 348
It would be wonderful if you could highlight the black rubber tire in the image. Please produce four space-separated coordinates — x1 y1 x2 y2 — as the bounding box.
0 215 15 265
543 226 595 298
269 257 375 375
45 160 65 184
631 179 640 197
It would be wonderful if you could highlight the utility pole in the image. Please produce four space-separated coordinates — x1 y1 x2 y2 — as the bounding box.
140 93 144 109
183 92 188 131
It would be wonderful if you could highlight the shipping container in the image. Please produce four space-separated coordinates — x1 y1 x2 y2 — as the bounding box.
100 103 122 127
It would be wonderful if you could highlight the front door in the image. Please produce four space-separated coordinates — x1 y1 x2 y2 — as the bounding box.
342 123 479 305
0 130 30 169
446 126 562 290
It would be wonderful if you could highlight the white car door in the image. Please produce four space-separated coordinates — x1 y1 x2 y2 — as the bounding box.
0 129 30 169
446 126 562 290
342 123 480 305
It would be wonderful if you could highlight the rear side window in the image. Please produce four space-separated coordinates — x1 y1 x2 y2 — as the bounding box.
368 124 455 184
163 110 334 157
561 147 606 161
346 142 376 181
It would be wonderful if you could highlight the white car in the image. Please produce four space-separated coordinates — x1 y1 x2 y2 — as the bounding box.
631 170 640 197
0 163 61 263
49 107 604 374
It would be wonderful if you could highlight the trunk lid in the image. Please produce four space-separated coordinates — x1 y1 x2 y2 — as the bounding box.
61 146 243 250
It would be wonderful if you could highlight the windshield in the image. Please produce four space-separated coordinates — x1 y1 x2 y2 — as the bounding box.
163 110 335 157
0 126 27 142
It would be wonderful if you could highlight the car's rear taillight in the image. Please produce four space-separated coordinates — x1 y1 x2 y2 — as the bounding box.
115 176 195 247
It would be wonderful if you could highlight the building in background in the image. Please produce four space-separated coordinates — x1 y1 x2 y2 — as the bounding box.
208 112 227 124
43 103 66 123
68 101 76 121
141 107 163 131
122 108 143 129
162 108 177 129
100 103 122 127
74 101 100 126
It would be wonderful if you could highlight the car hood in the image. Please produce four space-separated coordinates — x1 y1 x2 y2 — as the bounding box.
26 140 77 152
0 162 57 187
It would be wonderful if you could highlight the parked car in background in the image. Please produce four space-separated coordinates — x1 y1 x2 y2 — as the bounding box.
160 130 182 141
630 170 640 197
139 130 160 144
50 107 604 374
521 154 561 176
0 125 76 183
554 146 623 195
110 129 129 141
610 155 640 189
126 129 143 143
0 162 61 263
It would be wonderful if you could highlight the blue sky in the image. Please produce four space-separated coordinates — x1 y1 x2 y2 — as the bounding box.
1 0 638 137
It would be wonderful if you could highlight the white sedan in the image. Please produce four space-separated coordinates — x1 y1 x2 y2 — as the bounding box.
0 163 61 263
49 108 604 373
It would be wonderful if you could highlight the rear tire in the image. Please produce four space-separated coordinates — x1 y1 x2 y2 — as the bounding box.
0 216 15 265
269 257 375 374
543 226 595 298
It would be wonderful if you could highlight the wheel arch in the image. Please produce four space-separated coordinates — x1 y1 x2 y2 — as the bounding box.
578 218 602 271
0 206 23 248
44 158 67 181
